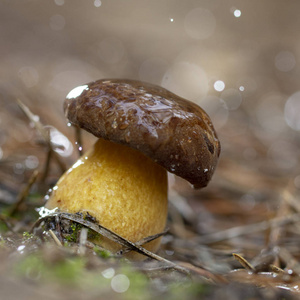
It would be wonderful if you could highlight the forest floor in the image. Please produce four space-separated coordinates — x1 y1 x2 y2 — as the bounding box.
0 99 299 300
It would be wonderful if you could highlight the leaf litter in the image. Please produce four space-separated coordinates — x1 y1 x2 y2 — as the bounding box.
0 100 300 299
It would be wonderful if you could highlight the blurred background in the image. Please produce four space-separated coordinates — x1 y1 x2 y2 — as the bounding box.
1 1 300 298
0 0 300 248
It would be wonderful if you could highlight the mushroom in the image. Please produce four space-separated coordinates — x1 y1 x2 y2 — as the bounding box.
45 79 221 258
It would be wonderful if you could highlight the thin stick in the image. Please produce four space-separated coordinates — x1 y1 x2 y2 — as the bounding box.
40 149 52 183
200 212 300 244
17 99 66 173
8 170 39 216
49 229 63 246
32 212 190 275
117 228 169 255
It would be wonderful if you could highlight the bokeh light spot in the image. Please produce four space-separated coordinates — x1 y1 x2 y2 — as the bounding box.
214 80 225 92
25 155 39 169
14 163 24 175
101 268 115 279
111 274 130 293
233 9 241 17
94 0 102 7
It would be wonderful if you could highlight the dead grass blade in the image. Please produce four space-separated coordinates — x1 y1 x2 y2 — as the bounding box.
232 253 255 271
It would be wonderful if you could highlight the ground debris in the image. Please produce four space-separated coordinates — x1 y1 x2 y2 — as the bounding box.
1 72 300 300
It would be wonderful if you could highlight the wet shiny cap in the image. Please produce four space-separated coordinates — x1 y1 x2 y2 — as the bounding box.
64 79 221 188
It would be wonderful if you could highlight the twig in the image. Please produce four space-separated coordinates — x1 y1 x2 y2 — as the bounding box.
49 229 63 246
40 149 52 183
117 228 169 255
55 215 63 243
32 212 190 275
177 261 228 283
200 213 300 244
8 170 39 216
17 99 66 173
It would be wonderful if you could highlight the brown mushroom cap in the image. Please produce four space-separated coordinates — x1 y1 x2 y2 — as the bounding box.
64 79 221 188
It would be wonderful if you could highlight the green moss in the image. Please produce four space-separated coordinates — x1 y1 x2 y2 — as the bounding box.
62 219 102 245
166 281 209 300
12 248 211 299
14 253 86 285
93 246 112 258
63 222 82 243
52 258 86 283
121 267 150 300
22 231 34 239
87 228 100 240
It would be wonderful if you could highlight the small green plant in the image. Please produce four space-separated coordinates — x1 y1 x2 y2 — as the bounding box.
23 231 34 239
93 246 112 258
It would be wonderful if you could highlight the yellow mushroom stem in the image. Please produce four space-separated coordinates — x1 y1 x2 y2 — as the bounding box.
46 138 168 258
